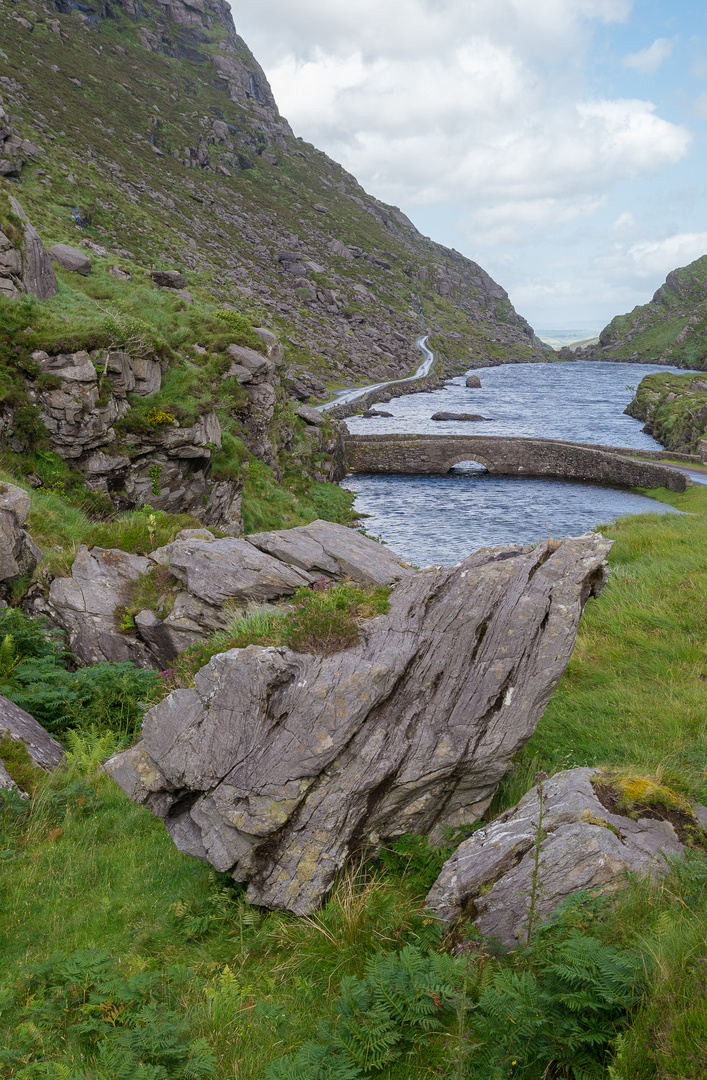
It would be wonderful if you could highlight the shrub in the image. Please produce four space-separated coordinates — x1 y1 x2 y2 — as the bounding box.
0 608 158 740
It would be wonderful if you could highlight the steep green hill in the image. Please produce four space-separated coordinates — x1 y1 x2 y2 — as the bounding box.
587 256 707 368
0 0 548 383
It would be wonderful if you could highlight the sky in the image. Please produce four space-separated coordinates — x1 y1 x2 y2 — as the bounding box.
233 1 707 342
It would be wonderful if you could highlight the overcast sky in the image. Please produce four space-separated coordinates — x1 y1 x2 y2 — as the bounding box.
234 1 707 341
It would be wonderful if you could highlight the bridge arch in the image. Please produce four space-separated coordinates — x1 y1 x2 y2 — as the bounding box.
342 433 687 492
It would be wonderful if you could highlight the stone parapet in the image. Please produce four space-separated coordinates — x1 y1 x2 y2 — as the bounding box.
343 433 689 492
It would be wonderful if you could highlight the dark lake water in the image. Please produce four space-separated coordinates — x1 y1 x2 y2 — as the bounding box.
343 361 697 566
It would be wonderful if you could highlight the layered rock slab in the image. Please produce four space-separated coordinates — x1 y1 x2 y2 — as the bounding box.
426 768 688 947
106 532 612 915
246 519 412 585
47 545 155 667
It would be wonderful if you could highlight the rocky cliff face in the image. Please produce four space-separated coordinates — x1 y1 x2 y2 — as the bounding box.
583 256 707 369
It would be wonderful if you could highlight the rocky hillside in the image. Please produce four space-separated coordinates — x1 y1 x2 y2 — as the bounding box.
0 0 551 538
625 371 707 457
584 255 707 369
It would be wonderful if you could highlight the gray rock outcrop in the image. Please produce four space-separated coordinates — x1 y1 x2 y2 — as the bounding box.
106 532 612 915
0 693 65 771
0 196 58 301
465 375 482 388
426 767 689 947
0 481 42 585
47 545 155 667
49 243 92 275
150 533 313 605
246 519 411 585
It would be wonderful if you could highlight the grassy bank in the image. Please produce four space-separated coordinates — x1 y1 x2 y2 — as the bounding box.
1 487 707 1078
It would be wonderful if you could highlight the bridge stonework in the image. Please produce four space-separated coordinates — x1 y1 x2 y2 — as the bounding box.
342 434 688 492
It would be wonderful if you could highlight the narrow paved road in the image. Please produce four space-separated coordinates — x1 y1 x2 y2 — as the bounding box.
317 334 434 413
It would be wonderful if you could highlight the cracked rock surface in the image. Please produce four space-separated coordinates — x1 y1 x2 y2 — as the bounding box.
426 767 691 947
106 532 612 915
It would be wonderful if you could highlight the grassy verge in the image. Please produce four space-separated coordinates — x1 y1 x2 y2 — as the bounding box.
1 490 707 1077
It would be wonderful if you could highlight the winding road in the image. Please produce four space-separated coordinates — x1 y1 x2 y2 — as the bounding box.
317 334 435 413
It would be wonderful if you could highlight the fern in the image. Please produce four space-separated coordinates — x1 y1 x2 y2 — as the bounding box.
468 933 643 1079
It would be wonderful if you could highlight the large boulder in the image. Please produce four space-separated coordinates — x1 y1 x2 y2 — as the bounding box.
48 243 92 276
47 545 155 667
106 533 612 915
246 519 412 586
0 693 65 770
426 768 691 947
0 481 42 584
150 533 313 605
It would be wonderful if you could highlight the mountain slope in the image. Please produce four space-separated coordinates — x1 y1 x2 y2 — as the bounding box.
586 256 707 370
0 0 548 382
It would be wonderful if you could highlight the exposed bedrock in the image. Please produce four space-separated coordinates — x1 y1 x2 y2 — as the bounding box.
106 532 612 915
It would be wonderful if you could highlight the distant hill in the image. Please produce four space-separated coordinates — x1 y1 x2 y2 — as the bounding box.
585 256 707 370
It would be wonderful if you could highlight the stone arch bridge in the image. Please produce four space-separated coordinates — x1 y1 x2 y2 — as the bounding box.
342 433 688 492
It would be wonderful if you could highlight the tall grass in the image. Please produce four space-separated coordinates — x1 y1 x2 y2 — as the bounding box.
1 488 707 1076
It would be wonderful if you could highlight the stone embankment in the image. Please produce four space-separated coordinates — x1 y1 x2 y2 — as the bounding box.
343 433 690 491
106 531 612 915
625 372 707 459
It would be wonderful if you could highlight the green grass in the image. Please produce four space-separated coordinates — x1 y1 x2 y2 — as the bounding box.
2 485 707 1077
173 582 390 684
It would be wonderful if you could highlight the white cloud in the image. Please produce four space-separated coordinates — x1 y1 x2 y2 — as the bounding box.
623 232 707 276
231 0 701 329
622 37 674 75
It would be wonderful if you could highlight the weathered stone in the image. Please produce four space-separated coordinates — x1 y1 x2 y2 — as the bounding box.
465 375 482 388
201 479 244 534
431 412 489 422
150 535 313 605
160 589 228 651
47 545 156 667
295 404 326 427
344 434 690 492
0 481 41 583
4 197 58 300
0 693 65 770
426 768 688 947
226 343 273 384
106 533 612 914
152 270 187 288
252 327 284 366
278 251 307 275
246 519 412 585
49 243 92 275
134 609 179 669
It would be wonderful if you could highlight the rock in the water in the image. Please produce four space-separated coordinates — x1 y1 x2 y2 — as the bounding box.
426 767 688 947
0 693 65 770
246 519 411 585
149 534 313 605
49 244 92 276
152 269 187 289
431 412 491 422
106 533 612 915
0 481 42 584
465 375 482 388
47 545 156 667
362 409 393 418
